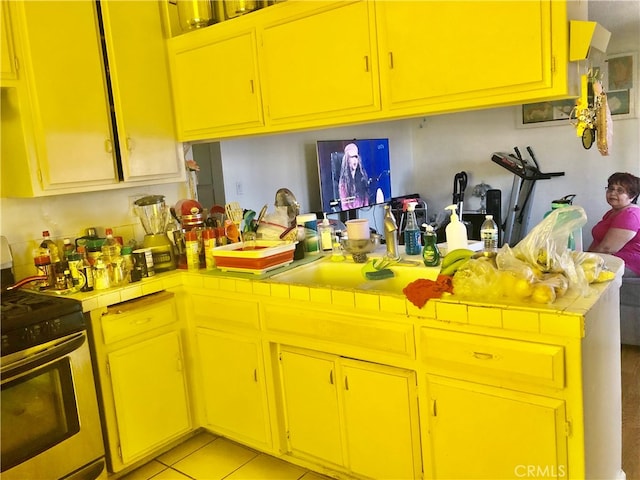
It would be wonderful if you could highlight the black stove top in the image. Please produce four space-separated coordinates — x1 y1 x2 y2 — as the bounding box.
1 289 85 356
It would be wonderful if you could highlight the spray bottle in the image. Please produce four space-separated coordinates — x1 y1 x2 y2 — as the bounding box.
444 204 468 252
404 202 421 255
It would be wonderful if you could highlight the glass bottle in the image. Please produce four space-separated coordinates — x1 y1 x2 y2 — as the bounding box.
422 224 440 266
62 237 75 259
404 202 421 255
76 245 94 292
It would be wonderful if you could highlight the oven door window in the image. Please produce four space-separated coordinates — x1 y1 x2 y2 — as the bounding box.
1 357 80 472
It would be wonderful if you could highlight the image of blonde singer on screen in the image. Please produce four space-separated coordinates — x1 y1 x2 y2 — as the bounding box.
339 143 371 210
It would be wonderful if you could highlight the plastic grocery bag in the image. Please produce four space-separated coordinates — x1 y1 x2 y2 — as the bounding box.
510 205 589 295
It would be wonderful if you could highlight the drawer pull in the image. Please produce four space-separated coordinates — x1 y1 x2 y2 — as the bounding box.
472 351 495 360
132 317 152 325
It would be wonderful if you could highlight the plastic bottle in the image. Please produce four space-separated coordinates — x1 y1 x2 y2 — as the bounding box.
421 224 440 266
404 202 422 255
444 204 468 252
101 228 123 285
480 214 499 253
318 213 335 253
185 230 200 270
40 231 60 263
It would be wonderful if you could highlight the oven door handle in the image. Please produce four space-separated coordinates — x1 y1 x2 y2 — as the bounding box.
1 332 86 381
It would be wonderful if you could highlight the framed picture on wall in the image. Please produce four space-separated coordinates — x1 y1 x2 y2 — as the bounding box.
605 52 637 119
517 51 637 127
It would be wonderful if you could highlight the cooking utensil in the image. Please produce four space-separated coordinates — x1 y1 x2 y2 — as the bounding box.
225 202 244 241
257 204 268 225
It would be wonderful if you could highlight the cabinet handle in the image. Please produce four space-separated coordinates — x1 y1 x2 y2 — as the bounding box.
388 52 394 69
364 55 369 72
472 351 495 360
104 139 113 153
126 137 134 152
14 57 19 72
132 317 152 325
250 79 254 94
432 399 437 416
329 370 334 385
253 369 258 382
344 375 349 390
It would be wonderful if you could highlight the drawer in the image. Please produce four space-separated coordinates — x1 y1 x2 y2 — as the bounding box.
192 293 260 330
101 291 178 344
421 328 564 389
264 304 415 360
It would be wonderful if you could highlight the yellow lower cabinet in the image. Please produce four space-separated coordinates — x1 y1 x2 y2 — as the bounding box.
108 331 191 465
196 328 271 448
279 346 422 478
425 375 568 480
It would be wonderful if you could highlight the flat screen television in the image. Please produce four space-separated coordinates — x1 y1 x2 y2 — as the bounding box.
316 138 392 214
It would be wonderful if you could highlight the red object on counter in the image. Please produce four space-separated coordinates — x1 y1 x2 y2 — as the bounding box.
403 275 454 308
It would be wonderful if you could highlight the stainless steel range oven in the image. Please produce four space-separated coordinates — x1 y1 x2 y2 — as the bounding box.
1 290 105 480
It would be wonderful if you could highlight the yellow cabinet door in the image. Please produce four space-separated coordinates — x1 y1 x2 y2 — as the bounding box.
341 360 422 479
9 1 116 192
260 1 379 125
425 375 568 479
108 331 191 465
280 348 344 466
196 328 271 447
1 2 17 82
169 28 263 141
377 1 562 114
100 1 183 183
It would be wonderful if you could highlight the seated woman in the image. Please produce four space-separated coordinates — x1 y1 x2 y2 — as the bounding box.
588 172 640 278
338 143 370 210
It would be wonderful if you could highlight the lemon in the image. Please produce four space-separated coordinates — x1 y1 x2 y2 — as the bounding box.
531 283 557 304
513 276 534 299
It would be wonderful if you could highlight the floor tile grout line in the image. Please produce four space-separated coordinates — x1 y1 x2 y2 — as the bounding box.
218 450 261 480
156 434 220 467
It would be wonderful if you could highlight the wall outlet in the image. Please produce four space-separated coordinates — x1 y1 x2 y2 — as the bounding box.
235 181 243 196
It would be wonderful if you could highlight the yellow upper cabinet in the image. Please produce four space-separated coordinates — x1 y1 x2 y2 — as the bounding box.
259 1 379 126
376 0 569 115
165 0 578 141
1 1 184 198
1 2 18 82
168 21 264 142
100 1 183 183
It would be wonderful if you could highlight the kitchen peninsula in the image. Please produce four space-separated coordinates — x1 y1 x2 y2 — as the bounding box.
74 254 624 480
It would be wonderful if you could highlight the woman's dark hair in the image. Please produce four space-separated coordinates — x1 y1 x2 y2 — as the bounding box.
608 172 640 204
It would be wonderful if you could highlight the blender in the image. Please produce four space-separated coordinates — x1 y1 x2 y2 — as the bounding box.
134 195 176 272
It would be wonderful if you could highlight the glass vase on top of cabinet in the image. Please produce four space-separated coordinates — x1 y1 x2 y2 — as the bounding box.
0 1 185 197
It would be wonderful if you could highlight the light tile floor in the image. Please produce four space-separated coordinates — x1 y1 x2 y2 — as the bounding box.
121 432 330 480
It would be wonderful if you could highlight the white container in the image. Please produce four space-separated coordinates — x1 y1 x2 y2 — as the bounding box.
346 219 370 240
296 213 319 254
444 204 468 251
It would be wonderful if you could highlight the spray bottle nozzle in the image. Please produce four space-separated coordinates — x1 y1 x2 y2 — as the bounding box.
445 204 460 222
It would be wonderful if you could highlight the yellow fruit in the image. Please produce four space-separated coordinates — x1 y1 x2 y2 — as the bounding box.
531 282 557 304
497 271 518 297
594 270 615 283
513 276 534 299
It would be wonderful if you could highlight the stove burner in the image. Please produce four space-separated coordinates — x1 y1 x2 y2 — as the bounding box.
1 290 83 342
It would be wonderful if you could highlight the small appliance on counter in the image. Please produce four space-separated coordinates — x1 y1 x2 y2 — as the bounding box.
134 195 176 272
171 198 206 269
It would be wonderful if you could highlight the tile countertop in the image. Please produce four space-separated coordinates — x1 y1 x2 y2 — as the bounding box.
39 253 624 329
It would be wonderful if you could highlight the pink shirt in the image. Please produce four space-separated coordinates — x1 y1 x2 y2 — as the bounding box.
591 205 640 274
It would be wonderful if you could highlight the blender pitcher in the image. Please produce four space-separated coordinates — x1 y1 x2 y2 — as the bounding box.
133 195 176 271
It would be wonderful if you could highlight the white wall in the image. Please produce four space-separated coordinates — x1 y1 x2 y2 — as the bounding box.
2 0 638 282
